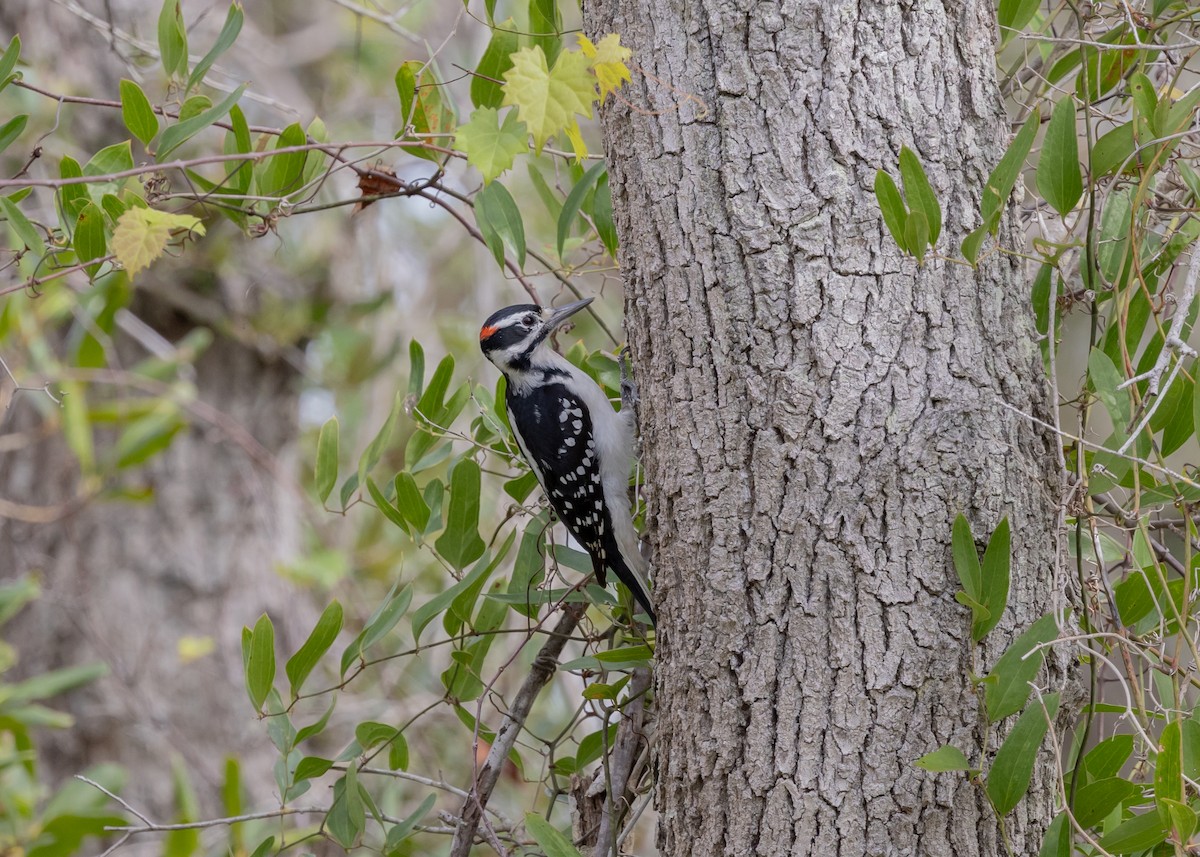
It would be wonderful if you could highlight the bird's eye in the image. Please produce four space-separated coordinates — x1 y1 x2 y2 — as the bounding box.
522 313 538 327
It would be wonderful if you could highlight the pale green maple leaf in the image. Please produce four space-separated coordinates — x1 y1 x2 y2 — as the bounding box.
112 208 205 278
502 46 595 153
454 107 528 183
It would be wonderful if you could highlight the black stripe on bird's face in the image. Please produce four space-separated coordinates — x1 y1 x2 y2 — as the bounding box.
479 305 543 356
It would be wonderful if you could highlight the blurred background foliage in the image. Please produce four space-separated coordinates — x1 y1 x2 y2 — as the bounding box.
0 0 649 855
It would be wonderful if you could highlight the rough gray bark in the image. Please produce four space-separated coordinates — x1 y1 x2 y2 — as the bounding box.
585 1 1063 855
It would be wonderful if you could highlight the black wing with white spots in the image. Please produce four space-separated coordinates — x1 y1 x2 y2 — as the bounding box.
506 381 615 585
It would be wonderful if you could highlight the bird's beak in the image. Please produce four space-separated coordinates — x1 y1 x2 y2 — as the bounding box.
545 297 594 331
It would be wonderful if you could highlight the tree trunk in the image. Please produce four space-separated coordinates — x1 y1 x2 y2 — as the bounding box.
585 1 1063 854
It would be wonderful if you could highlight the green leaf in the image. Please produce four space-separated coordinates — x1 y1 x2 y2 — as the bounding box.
0 114 27 156
1092 121 1135 177
528 161 564 221
411 553 494 643
1071 777 1139 828
157 0 189 78
73 203 107 278
186 2 244 94
294 756 333 781
338 583 412 675
456 107 528 184
1038 814 1070 857
367 476 409 534
1085 733 1134 780
557 161 604 259
408 338 425 398
593 171 618 257
0 195 44 256
960 226 986 267
156 83 247 159
59 156 89 219
385 794 436 849
576 723 619 768
1097 186 1133 286
178 95 211 122
434 458 486 570
524 813 584 857
475 179 526 267
502 46 594 153
247 836 274 857
1090 347 1131 428
1037 96 1083 217
294 697 336 744
164 759 200 857
1156 720 1184 822
355 721 398 750
952 514 983 605
285 600 343 698
1097 811 1168 854
358 391 403 492
257 122 308 199
507 511 549 618
874 170 908 253
120 80 159 147
985 612 1060 721
985 692 1060 815
471 22 519 109
326 772 365 849
1161 798 1197 844
388 733 409 770
981 108 1039 231
998 0 1042 39
445 534 513 639
904 209 929 264
898 146 941 245
394 472 430 533
1128 72 1158 134
0 36 21 93
395 60 456 162
974 518 1011 642
528 0 562 66
315 417 339 504
913 744 976 773
245 613 275 711
4 662 107 704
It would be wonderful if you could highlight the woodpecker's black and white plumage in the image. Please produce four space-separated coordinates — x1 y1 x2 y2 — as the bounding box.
480 298 655 625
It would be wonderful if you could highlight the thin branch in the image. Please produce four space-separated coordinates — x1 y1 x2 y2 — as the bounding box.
594 666 651 857
74 776 153 826
106 806 326 833
449 604 586 857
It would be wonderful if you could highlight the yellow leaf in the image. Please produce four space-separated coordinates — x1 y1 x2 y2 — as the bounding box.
562 118 587 163
502 46 595 153
578 33 632 102
111 208 205 278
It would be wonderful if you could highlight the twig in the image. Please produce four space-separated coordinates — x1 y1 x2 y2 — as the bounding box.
105 806 325 832
449 604 586 857
74 776 153 826
594 666 651 856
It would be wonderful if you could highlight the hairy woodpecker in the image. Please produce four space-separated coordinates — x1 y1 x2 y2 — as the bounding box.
479 298 655 625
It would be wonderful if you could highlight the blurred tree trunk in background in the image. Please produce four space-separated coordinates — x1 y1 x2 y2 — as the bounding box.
587 1 1063 855
0 0 316 815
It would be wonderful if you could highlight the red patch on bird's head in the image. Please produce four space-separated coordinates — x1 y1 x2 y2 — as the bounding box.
479 324 498 342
